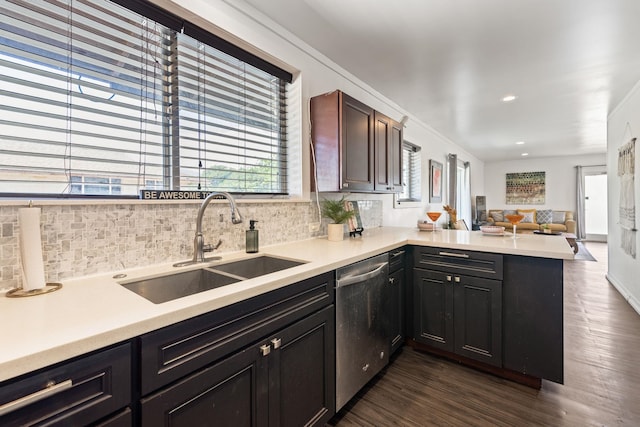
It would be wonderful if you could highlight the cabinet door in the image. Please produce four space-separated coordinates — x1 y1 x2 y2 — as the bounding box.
342 93 374 191
373 112 403 193
390 120 403 192
140 346 269 427
413 269 454 352
268 306 335 427
453 275 502 367
389 268 406 354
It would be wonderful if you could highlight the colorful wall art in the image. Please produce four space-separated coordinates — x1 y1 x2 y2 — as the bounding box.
506 171 546 204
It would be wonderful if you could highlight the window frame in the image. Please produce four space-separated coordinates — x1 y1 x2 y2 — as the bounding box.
0 0 292 200
394 141 422 208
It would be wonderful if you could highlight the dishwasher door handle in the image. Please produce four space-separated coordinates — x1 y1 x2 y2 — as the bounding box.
336 262 388 287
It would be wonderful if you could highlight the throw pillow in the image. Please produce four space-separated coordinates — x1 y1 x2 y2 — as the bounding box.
552 211 566 224
503 209 516 217
491 211 504 222
537 209 553 224
518 209 536 224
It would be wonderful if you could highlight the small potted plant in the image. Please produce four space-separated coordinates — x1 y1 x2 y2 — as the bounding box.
321 196 355 241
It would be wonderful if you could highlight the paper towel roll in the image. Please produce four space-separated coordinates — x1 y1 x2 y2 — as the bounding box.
18 207 46 291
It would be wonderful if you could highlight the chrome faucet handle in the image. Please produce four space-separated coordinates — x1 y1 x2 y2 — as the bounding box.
202 240 222 253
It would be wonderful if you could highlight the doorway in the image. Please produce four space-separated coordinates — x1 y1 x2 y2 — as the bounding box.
583 168 607 242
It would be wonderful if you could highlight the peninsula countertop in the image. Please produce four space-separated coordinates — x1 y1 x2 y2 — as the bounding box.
0 227 574 382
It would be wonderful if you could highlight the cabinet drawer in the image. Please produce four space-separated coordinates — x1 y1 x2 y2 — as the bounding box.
413 246 503 280
0 343 131 427
388 248 406 272
139 272 334 395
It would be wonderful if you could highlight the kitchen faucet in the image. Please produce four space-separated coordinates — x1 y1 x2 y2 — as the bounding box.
189 191 244 264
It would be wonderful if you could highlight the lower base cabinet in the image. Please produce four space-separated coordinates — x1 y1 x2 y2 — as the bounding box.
140 306 335 427
0 343 131 427
413 268 502 367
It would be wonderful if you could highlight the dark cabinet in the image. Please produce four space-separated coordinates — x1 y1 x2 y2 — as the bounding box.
141 306 334 427
413 269 502 366
388 249 406 354
412 248 503 367
141 338 268 427
374 112 403 192
0 343 131 427
138 272 335 427
266 306 335 427
311 90 374 192
503 255 564 383
310 90 402 193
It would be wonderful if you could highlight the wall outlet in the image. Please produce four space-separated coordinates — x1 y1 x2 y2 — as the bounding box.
308 222 321 232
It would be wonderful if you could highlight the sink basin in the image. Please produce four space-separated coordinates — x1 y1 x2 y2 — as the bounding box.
211 255 306 279
120 255 307 304
120 269 240 304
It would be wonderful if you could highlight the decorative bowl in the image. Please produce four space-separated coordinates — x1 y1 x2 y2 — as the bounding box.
417 220 436 231
480 225 505 234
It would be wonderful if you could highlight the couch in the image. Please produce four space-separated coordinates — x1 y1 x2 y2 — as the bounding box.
486 209 576 234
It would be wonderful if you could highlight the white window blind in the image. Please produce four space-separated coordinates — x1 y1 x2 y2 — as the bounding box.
0 0 168 196
174 34 287 193
399 142 421 201
0 0 289 197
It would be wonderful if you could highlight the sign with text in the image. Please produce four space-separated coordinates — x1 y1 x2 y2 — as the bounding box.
140 190 226 200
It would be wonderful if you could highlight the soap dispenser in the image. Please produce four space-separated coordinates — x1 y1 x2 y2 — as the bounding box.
246 220 259 253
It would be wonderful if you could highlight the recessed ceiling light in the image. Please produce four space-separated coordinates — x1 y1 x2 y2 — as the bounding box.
521 152 529 156
502 95 517 102
516 141 525 145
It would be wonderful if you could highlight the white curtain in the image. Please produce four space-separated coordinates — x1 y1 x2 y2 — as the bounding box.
447 153 457 209
575 166 586 240
618 138 636 258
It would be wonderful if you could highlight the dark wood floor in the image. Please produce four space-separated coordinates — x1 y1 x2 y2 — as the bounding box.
329 243 640 426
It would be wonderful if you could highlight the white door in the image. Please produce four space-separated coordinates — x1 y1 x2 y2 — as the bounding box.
584 172 608 242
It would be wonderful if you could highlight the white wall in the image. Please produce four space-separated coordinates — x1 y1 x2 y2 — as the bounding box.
607 79 640 315
483 154 606 212
158 0 485 227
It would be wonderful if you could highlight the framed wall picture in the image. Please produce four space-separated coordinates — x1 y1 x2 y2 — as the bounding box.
505 171 545 204
429 160 443 203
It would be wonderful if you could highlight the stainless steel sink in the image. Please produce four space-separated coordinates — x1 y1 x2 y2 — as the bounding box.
211 255 306 279
120 268 240 304
120 255 307 304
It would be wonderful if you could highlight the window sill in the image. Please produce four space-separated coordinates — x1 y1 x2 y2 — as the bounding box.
0 197 311 208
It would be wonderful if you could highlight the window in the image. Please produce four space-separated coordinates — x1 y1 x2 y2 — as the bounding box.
0 0 291 198
396 141 421 204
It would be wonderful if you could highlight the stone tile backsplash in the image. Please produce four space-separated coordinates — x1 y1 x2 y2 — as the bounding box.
0 199 382 289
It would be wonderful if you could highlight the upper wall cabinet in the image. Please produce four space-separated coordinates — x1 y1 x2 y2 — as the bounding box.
310 90 403 193
374 111 404 192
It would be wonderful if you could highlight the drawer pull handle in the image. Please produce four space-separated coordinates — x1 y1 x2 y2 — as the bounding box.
271 338 282 349
391 250 406 258
439 251 470 259
454 276 461 283
0 379 72 416
260 344 271 356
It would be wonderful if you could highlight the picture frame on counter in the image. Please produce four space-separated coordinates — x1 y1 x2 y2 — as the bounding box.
429 160 443 203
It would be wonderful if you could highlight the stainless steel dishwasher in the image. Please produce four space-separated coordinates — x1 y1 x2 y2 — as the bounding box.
335 253 389 410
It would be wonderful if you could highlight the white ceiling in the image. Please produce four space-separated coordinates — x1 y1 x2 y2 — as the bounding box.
242 0 640 162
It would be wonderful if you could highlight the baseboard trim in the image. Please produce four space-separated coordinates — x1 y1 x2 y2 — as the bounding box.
606 272 640 316
407 339 543 389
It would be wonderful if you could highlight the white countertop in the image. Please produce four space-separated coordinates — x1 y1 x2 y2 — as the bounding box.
0 227 573 382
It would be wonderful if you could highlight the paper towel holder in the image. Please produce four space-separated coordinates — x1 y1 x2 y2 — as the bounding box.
6 283 62 298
